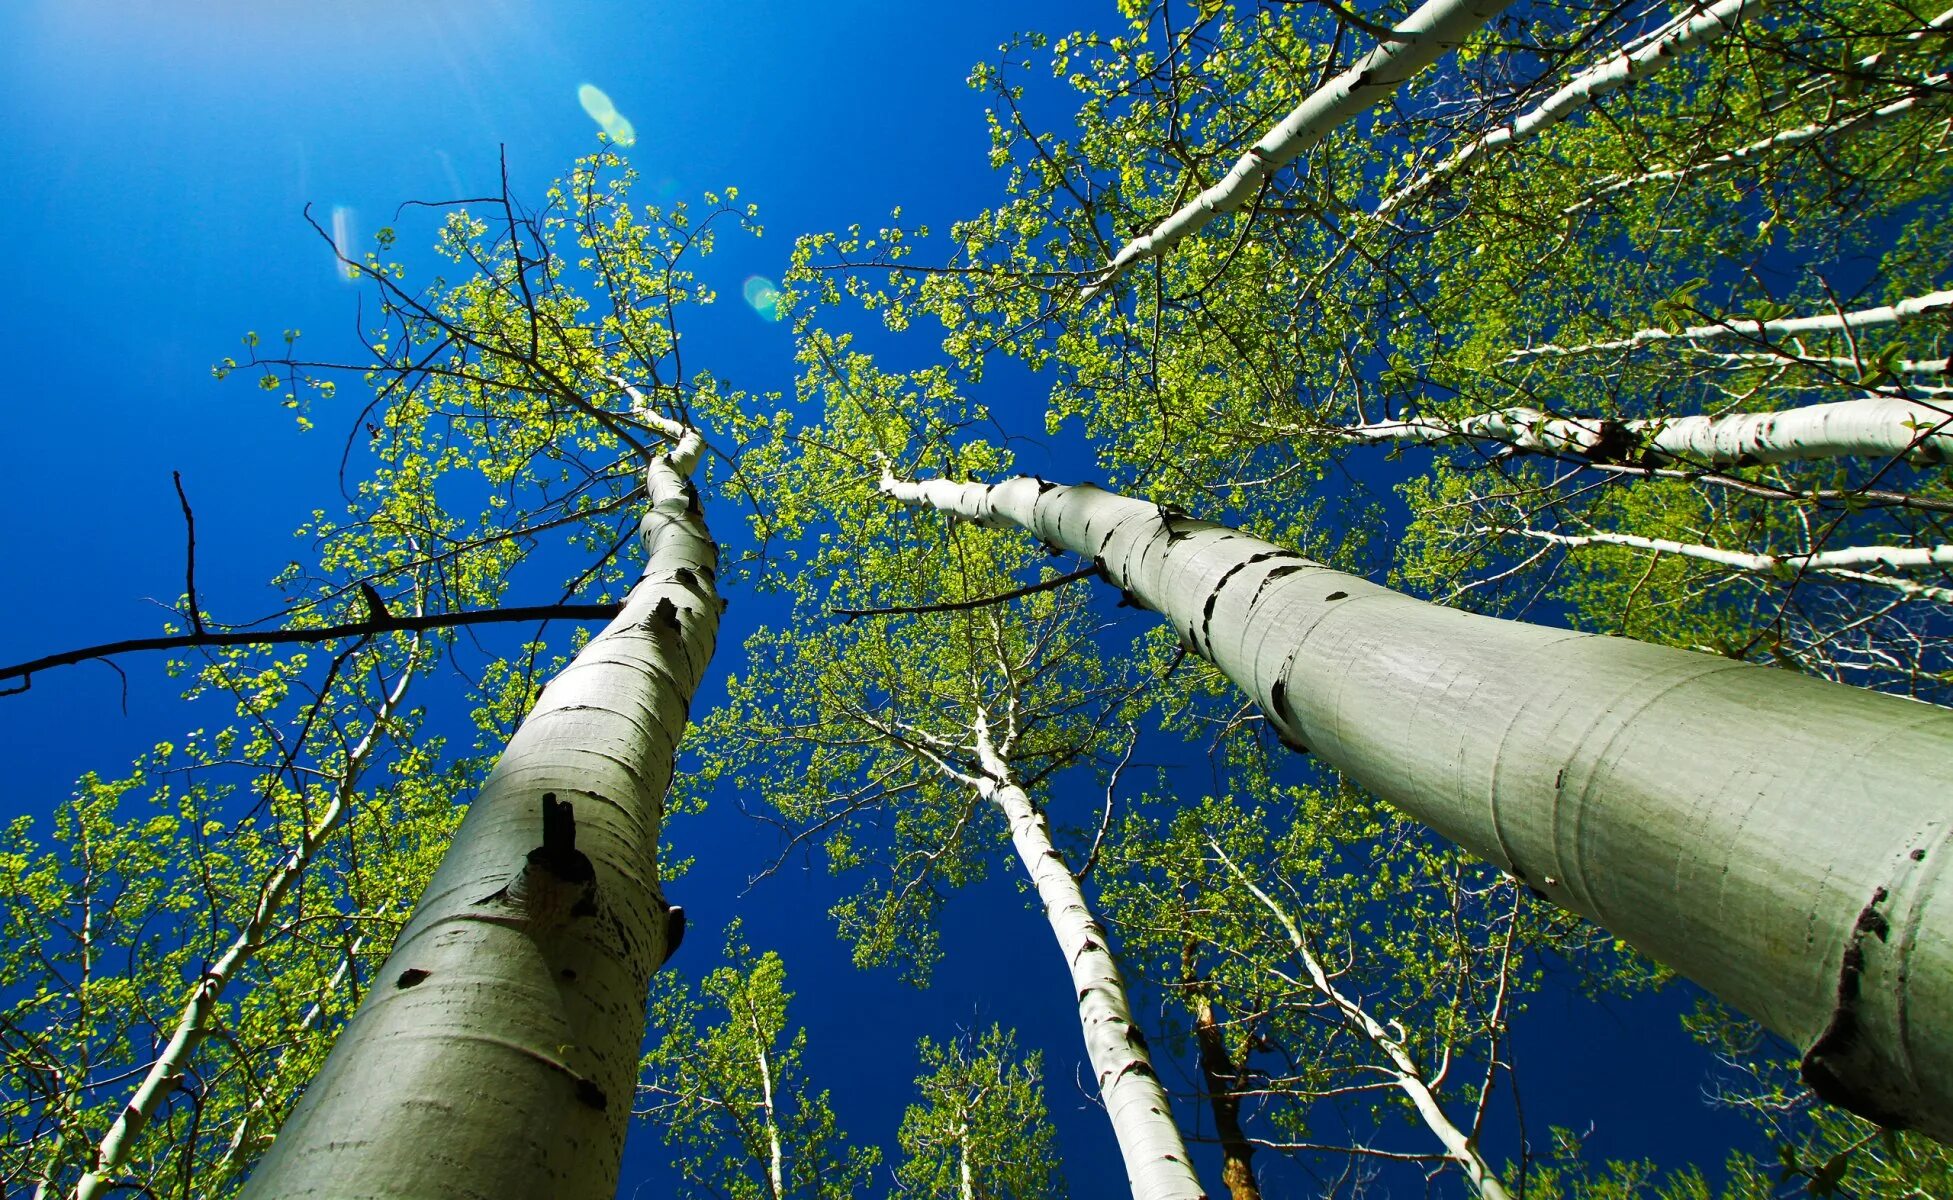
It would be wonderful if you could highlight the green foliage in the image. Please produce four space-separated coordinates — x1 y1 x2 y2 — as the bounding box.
18 0 1953 1192
638 922 879 1199
895 1025 1064 1199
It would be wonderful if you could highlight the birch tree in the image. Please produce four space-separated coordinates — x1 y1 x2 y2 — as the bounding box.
222 152 769 1198
240 385 719 1199
880 468 1953 1143
2 150 768 1198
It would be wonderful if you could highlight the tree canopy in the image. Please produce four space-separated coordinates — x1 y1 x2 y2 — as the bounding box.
3 1 1951 1197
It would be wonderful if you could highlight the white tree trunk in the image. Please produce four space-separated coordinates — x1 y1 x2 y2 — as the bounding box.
753 1035 784 1200
1508 289 1953 360
242 426 719 1199
1375 0 1763 220
965 714 1206 1200
1208 844 1511 1200
1080 0 1514 298
75 648 418 1200
1495 525 1953 603
882 471 1953 1141
1341 396 1953 465
1572 74 1950 211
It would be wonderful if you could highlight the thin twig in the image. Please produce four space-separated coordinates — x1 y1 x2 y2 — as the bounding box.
830 566 1099 621
172 471 204 636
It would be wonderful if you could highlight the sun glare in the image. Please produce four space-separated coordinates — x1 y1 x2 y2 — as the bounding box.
330 206 358 281
577 83 637 146
742 276 783 322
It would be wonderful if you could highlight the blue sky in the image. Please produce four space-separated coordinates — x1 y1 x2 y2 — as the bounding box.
0 2 1768 1193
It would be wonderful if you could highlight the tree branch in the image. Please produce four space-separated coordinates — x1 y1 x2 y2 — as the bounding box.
831 567 1099 621
1 602 622 694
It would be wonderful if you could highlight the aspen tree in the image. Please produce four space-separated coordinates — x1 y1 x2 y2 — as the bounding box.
707 356 1206 1200
895 1027 1064 1200
240 396 718 1200
881 469 1953 1141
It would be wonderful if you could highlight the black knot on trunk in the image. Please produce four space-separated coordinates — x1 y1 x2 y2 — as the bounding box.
530 793 596 885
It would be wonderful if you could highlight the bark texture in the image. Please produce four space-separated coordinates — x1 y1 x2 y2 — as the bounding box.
241 433 719 1200
1081 0 1514 297
1342 397 1953 466
883 471 1953 1141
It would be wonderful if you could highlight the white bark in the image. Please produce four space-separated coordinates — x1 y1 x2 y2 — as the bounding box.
241 418 718 1199
968 714 1204 1200
1208 843 1511 1200
882 471 1953 1141
1508 289 1953 360
1080 0 1514 299
1689 351 1950 377
1375 0 1763 220
75 649 418 1200
1342 396 1953 465
1572 75 1951 210
754 1035 784 1200
1497 525 1953 603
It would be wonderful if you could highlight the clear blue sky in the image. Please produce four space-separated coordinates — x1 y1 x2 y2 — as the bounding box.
0 2 1765 1193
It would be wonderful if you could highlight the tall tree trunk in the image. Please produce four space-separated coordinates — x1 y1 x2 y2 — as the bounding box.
242 426 719 1199
1081 0 1514 298
881 471 1953 1141
1508 290 1953 360
1340 396 1953 466
1491 525 1953 604
968 715 1208 1200
1374 0 1764 219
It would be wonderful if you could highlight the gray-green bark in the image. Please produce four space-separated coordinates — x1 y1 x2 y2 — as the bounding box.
882 471 1953 1141
242 425 719 1199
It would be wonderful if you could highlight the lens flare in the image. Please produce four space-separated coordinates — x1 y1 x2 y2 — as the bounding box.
742 276 783 322
330 206 358 281
577 83 637 147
